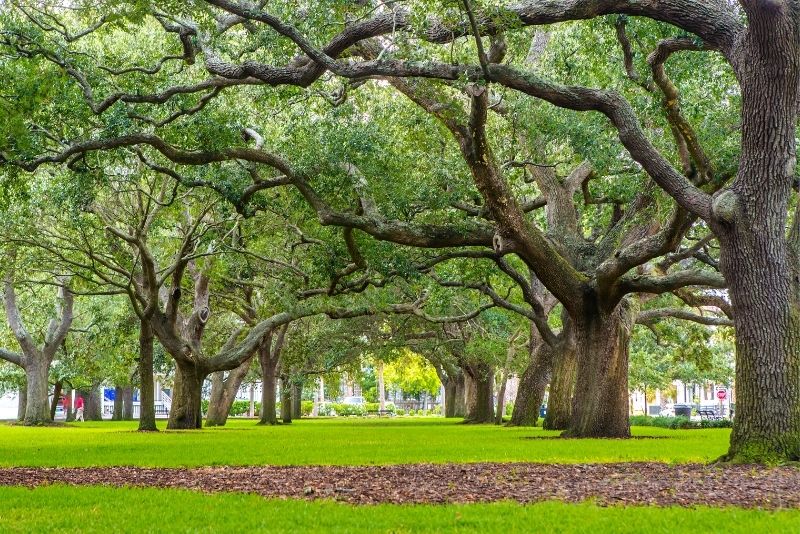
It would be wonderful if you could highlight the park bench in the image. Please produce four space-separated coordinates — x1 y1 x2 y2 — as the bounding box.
697 409 721 421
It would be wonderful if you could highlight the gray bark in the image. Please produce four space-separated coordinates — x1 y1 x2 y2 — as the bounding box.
122 386 134 420
167 363 205 429
16 384 26 421
564 300 634 438
137 321 157 431
205 355 252 427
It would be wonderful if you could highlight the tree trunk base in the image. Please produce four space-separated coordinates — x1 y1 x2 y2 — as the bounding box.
509 343 552 427
167 364 205 430
565 300 633 439
721 434 800 464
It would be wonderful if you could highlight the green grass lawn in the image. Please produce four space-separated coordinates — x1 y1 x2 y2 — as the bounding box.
0 485 797 533
1 419 789 533
0 417 730 467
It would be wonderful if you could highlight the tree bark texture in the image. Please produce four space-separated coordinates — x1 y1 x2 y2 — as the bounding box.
137 321 157 431
259 357 279 425
50 380 62 421
443 378 457 418
291 381 302 420
24 362 50 425
280 376 292 424
544 341 577 431
63 387 74 422
112 386 124 421
442 372 466 418
452 372 467 418
16 384 26 421
122 386 134 420
565 299 634 438
257 330 284 425
82 386 103 421
714 9 800 462
167 363 205 430
377 361 386 411
205 356 251 427
510 342 552 427
464 364 494 424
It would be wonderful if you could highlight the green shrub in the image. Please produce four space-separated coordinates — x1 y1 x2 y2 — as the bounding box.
200 399 260 417
504 402 514 417
700 418 733 428
330 403 365 416
395 408 406 416
317 403 335 416
629 414 731 430
669 416 692 429
229 400 249 416
301 401 314 417
363 402 395 414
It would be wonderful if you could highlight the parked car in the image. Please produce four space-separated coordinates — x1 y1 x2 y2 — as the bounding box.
341 396 365 406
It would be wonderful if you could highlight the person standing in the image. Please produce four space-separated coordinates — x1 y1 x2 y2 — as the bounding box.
75 395 84 422
62 393 71 420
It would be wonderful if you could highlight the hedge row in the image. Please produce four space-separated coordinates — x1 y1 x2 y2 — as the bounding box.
629 415 733 429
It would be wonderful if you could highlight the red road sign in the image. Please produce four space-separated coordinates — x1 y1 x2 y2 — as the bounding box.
716 389 727 400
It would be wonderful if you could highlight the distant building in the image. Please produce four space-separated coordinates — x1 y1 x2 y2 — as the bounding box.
0 392 19 419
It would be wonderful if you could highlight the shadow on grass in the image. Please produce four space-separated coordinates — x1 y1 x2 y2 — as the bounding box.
520 435 669 441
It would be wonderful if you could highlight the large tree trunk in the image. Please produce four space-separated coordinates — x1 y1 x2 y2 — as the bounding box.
280 376 292 424
434 362 465 418
16 383 26 421
443 378 456 417
167 363 205 430
23 362 51 425
377 361 386 411
82 386 103 421
50 380 63 421
544 341 577 431
464 371 476 419
205 357 251 427
510 342 552 427
494 375 509 425
452 373 467 418
112 386 124 421
464 364 494 424
564 300 633 438
291 381 302 420
122 386 134 420
137 321 157 431
442 372 466 418
717 16 800 463
259 366 279 425
258 341 279 425
722 215 800 461
206 371 227 426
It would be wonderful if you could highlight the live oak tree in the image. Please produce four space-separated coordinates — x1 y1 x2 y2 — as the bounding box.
187 0 799 459
0 253 73 425
3 1 799 459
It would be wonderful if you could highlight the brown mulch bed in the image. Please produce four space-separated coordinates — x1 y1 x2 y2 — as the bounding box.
1 463 799 508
